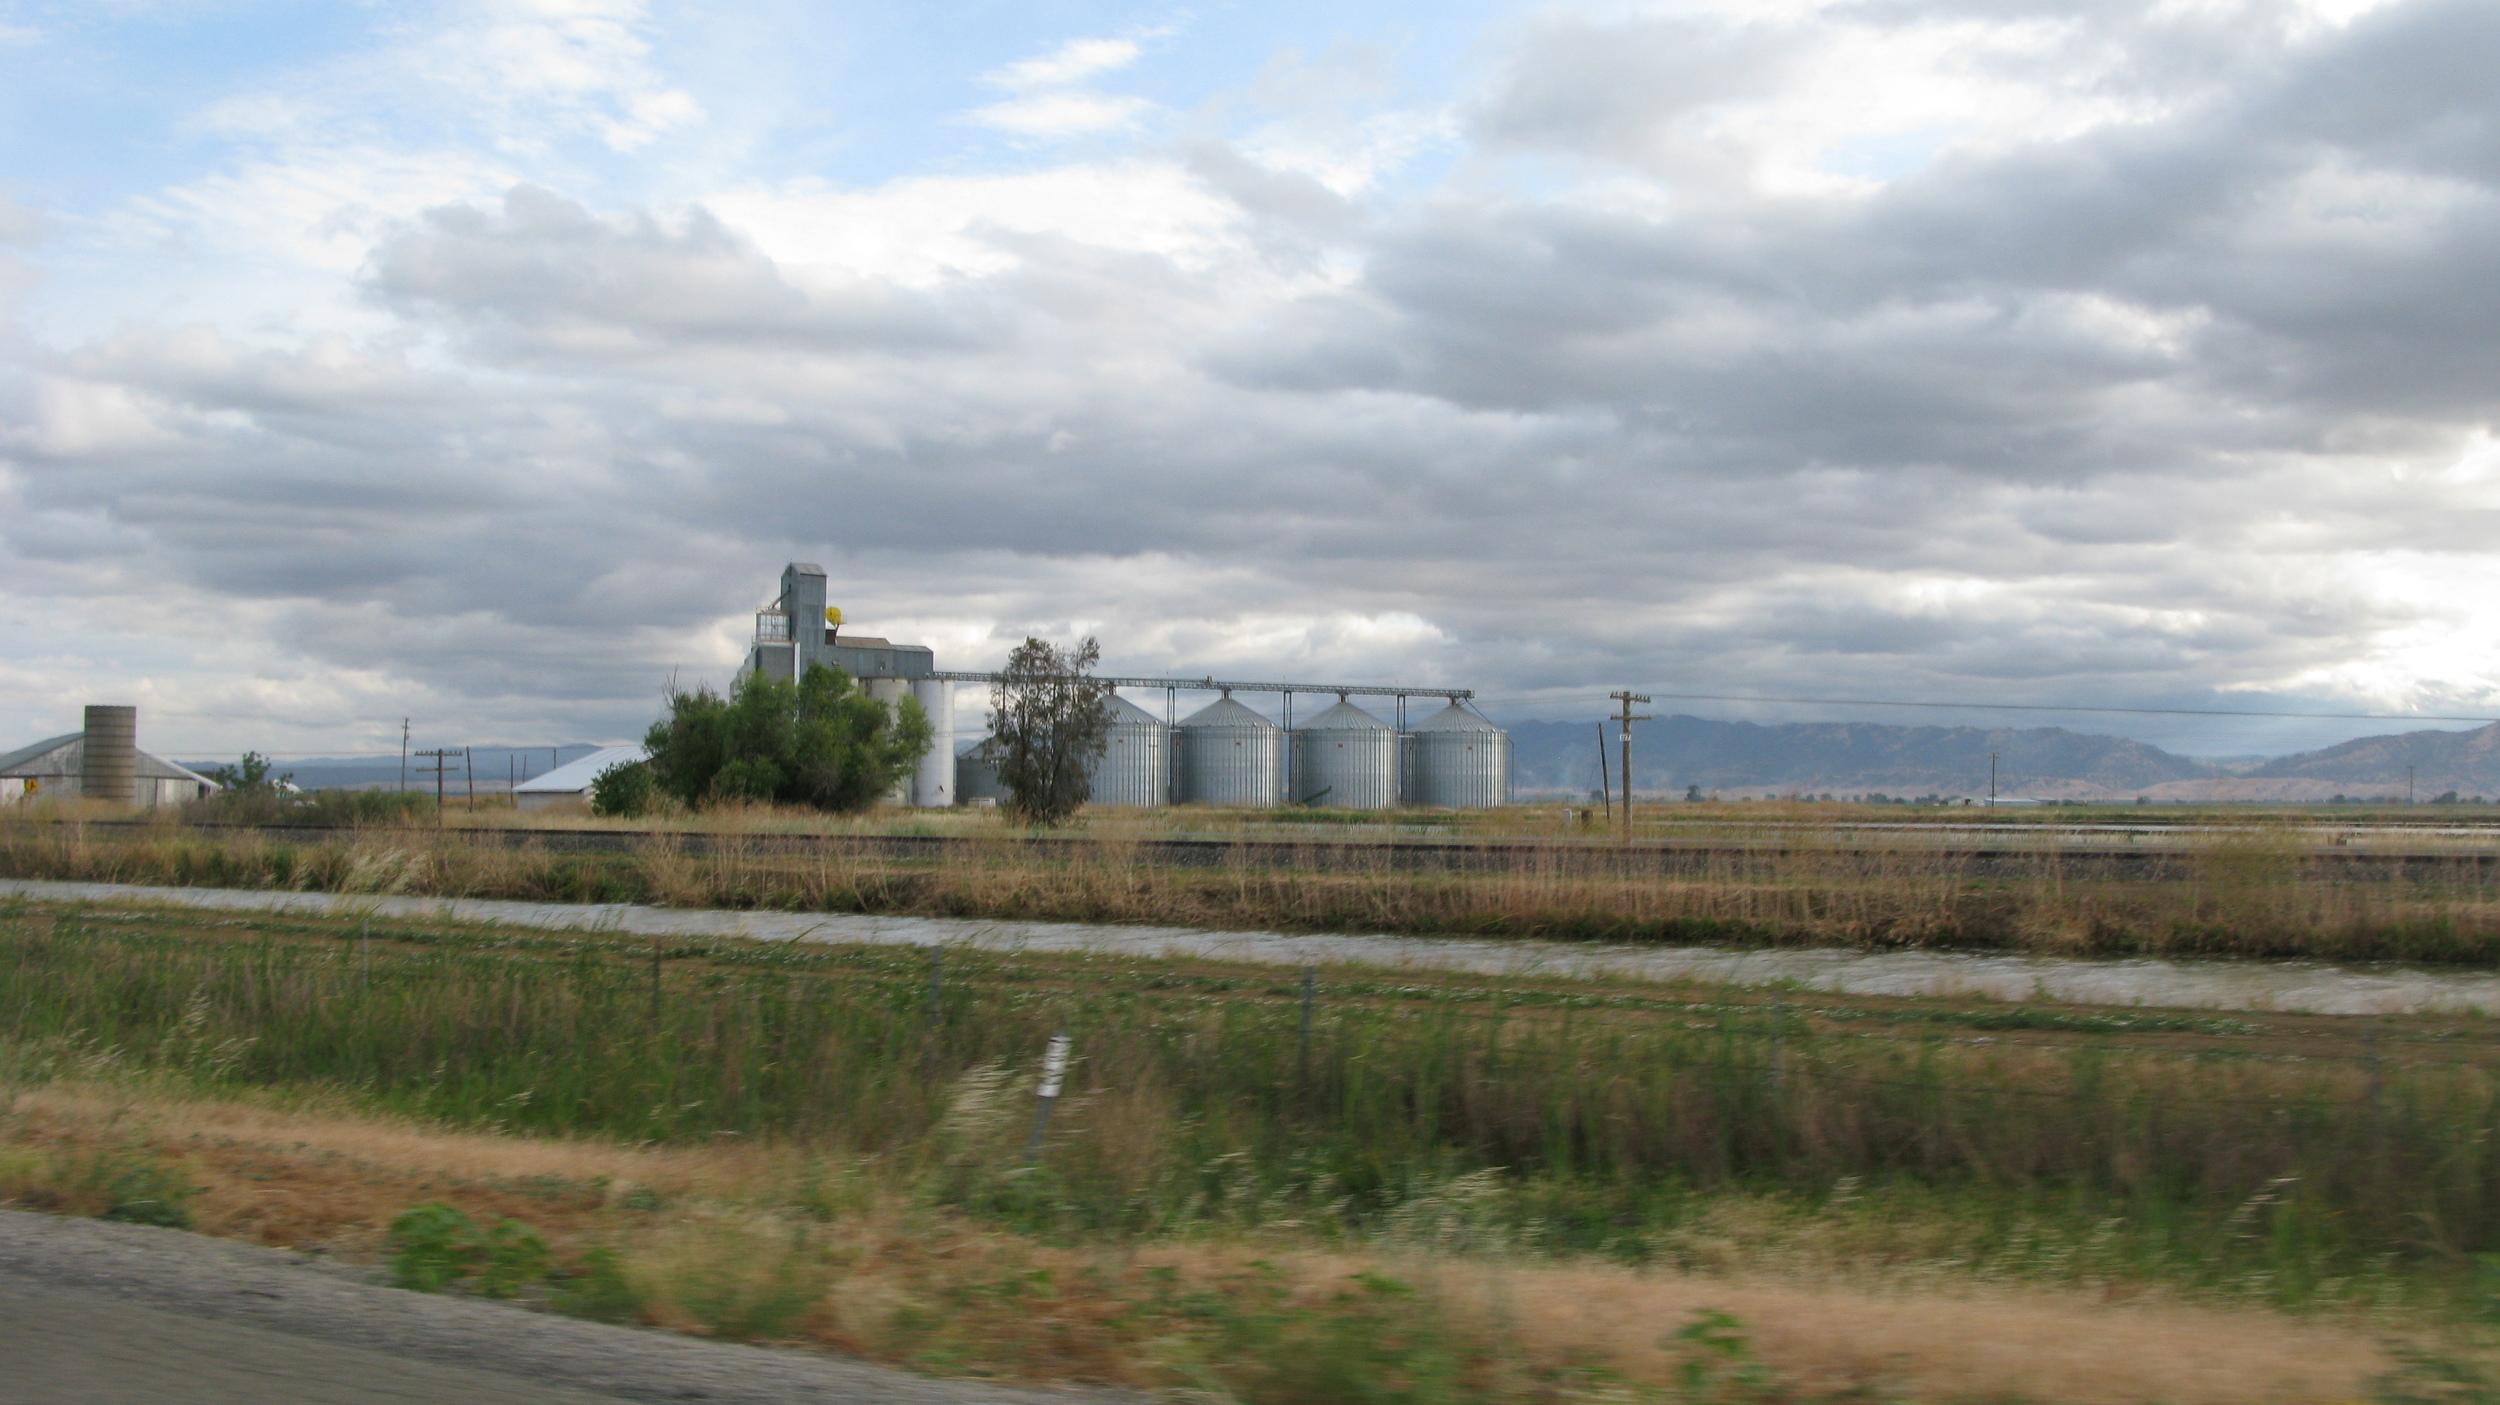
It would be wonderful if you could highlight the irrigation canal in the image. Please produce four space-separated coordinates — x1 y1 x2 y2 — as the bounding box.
8 876 2498 1018
42 820 2500 881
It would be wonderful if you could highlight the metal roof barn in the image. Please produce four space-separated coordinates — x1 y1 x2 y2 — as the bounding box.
513 746 647 812
1175 694 1282 808
1291 698 1399 810
0 732 214 809
1405 702 1511 808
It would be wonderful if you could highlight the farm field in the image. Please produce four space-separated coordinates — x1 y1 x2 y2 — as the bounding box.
4 896 2499 1401
15 805 2500 963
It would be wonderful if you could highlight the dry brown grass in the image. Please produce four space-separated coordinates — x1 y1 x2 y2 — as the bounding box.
0 1080 2409 1403
13 809 2500 961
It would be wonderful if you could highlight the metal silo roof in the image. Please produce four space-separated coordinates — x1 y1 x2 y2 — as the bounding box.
1410 702 1500 731
1106 696 1164 726
1178 695 1277 729
1297 698 1392 731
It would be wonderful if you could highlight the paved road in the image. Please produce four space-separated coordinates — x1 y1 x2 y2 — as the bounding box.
0 1210 1115 1405
0 1278 638 1405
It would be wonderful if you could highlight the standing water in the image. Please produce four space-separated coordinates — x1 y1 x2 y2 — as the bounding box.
5 877 2495 1017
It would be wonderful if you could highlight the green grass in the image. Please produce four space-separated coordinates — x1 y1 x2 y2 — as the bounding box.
4 900 2498 1314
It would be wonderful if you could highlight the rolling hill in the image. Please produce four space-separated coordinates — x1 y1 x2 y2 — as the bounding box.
1505 716 2218 799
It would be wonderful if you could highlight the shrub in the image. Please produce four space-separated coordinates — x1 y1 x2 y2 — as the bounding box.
551 1246 648 1323
590 761 655 818
386 1201 551 1297
186 787 434 827
94 1151 197 1229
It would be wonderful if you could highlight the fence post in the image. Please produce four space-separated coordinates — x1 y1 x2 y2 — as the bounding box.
1770 990 1786 1092
2365 1018 2386 1155
922 945 944 1081
1024 1032 1072 1163
1298 964 1315 1086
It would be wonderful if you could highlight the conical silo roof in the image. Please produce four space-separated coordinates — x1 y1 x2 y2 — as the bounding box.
1297 698 1392 730
1411 701 1499 732
1179 695 1278 729
1106 695 1163 726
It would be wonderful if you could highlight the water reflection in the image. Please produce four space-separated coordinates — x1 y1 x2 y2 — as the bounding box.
9 877 2495 1017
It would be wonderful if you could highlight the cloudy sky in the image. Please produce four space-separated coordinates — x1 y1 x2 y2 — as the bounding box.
1 0 2495 759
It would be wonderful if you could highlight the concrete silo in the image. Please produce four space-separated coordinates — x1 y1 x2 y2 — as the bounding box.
1088 695 1169 807
1175 693 1282 807
910 678 954 807
1290 697 1399 809
1405 702 1510 808
80 705 138 807
865 678 913 804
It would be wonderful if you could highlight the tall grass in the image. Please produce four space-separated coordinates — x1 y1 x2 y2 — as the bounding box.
5 905 2495 1306
7 816 2500 961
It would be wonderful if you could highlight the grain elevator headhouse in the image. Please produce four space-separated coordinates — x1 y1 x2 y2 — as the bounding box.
743 563 952 807
733 561 1508 810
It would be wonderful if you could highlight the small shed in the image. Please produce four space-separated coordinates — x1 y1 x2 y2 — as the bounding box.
0 734 216 808
513 746 647 812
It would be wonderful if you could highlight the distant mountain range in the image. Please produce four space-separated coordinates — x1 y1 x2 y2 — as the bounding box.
1506 717 2500 801
2244 724 2500 796
173 745 608 793
162 717 2500 803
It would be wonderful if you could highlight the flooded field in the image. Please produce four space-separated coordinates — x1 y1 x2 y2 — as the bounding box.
13 876 2500 1017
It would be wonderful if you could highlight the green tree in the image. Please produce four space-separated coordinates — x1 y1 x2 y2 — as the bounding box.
990 636 1114 826
204 751 291 794
643 663 930 812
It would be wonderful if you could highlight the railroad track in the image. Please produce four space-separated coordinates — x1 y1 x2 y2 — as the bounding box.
33 820 2500 881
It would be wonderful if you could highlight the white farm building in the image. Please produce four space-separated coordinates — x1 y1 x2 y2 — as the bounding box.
513 746 647 812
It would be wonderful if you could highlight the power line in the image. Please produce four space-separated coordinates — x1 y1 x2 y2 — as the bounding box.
1472 691 2500 725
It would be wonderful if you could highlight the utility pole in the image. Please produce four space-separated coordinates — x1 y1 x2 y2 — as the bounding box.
1988 752 1999 811
2409 765 2417 805
414 748 456 826
400 718 409 793
1609 691 1652 843
463 747 475 812
1595 723 1611 822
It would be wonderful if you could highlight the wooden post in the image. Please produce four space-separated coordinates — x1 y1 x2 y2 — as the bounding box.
1024 1033 1072 1162
1298 964 1315 1085
1609 692 1653 843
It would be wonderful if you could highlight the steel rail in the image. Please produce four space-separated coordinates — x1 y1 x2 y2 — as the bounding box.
928 671 1472 700
41 821 2500 880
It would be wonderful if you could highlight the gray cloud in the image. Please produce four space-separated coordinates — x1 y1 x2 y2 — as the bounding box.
3 0 2497 756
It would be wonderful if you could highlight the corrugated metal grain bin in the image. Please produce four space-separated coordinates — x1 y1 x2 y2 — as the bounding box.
1290 698 1398 809
1088 695 1169 807
1175 694 1281 807
954 738 1007 805
1405 702 1510 808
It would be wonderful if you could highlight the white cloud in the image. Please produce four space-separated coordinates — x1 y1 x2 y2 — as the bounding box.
965 35 1157 139
707 162 1250 288
10 379 182 457
966 91 1153 137
984 37 1143 91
